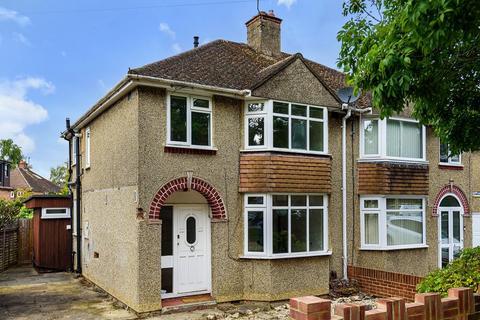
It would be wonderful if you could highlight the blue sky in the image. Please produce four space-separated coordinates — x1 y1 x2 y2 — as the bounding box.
0 0 348 178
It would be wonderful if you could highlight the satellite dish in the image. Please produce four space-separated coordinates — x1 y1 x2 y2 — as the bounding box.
337 86 361 104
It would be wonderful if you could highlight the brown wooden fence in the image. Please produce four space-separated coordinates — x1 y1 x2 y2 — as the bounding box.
0 219 33 272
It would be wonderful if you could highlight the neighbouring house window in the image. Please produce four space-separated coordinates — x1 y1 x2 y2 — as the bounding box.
361 117 425 161
168 94 212 147
72 137 78 166
4 163 8 178
41 207 71 219
244 194 329 257
85 127 91 168
439 142 461 165
361 197 426 249
244 100 328 154
72 200 77 235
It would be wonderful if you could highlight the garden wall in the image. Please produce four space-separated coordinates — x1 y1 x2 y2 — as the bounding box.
290 287 480 320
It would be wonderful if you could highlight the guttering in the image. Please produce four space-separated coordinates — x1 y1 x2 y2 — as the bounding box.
341 104 372 280
68 74 251 131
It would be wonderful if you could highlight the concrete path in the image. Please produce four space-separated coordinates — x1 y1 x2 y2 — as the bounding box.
0 266 136 320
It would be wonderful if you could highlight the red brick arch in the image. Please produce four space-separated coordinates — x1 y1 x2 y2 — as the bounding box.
432 184 470 216
149 177 227 221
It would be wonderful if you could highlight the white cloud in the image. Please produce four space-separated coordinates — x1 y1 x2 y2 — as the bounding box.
12 32 30 46
159 22 175 38
0 7 30 26
277 0 297 8
0 77 53 153
172 43 182 54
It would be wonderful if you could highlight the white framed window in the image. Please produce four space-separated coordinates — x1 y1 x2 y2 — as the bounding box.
360 117 426 161
72 200 77 235
167 94 213 148
4 163 8 178
85 127 91 168
360 196 427 250
9 191 14 199
439 142 461 165
244 100 328 155
243 194 329 258
41 207 71 219
72 137 78 166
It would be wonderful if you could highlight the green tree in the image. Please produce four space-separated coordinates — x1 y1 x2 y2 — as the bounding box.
0 199 20 228
0 139 24 168
337 0 480 154
49 163 69 195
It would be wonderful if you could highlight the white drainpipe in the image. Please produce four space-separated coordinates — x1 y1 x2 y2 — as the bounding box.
341 104 372 280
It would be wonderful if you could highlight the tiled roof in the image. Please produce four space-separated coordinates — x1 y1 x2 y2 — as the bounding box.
129 39 371 107
10 167 61 194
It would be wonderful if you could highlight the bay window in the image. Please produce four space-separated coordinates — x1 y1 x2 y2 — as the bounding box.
244 194 329 258
439 142 461 165
361 196 426 250
167 94 212 147
361 117 425 161
244 100 328 154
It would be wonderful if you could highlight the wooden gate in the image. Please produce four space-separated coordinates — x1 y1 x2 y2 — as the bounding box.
17 219 33 265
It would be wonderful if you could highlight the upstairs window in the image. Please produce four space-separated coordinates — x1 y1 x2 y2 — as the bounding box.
85 127 91 168
440 142 461 165
168 94 212 148
361 117 425 161
244 100 328 154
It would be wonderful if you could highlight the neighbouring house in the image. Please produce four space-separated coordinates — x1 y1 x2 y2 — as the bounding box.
0 160 14 200
62 11 480 313
10 160 61 198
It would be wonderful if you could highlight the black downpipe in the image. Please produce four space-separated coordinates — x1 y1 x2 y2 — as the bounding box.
74 135 81 274
65 118 74 270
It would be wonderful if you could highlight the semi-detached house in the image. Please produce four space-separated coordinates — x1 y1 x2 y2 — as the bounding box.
62 11 480 313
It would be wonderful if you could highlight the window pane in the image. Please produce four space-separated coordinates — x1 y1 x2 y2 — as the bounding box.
363 119 378 155
364 213 379 245
364 200 378 209
46 209 67 214
186 216 196 245
387 211 423 245
248 102 265 112
386 119 401 157
309 121 324 152
273 209 288 253
291 209 307 252
442 247 449 268
291 195 306 206
309 209 324 251
193 98 209 109
273 101 289 114
309 107 324 119
402 121 422 158
273 116 289 148
291 119 307 149
291 104 307 116
440 196 460 207
191 112 210 146
161 206 173 256
441 211 449 244
453 211 461 244
247 196 264 205
170 96 187 142
273 195 288 206
248 117 264 146
248 210 264 252
386 198 423 210
450 153 460 163
309 195 323 207
440 142 449 163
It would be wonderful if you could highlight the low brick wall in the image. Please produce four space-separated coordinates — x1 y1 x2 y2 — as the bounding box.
290 287 480 320
348 265 423 301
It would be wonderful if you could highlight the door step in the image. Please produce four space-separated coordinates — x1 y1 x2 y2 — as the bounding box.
161 294 216 314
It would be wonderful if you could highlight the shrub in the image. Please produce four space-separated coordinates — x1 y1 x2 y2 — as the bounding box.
417 247 480 296
0 199 20 229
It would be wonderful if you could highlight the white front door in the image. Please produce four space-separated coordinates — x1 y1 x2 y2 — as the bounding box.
439 208 463 268
174 205 211 295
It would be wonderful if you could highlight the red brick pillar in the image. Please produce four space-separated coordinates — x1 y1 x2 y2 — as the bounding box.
405 302 426 320
447 288 474 320
334 303 366 320
415 293 442 320
290 296 331 320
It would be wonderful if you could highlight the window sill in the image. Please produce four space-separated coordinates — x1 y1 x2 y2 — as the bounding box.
358 158 428 165
240 149 332 158
359 244 429 251
240 251 332 260
164 145 217 155
438 163 463 170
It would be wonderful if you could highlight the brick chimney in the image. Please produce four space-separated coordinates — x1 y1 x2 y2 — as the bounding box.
246 10 282 57
18 160 27 169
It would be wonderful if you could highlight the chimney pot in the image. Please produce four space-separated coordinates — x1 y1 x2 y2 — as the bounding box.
268 10 275 16
18 160 27 169
193 36 199 48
